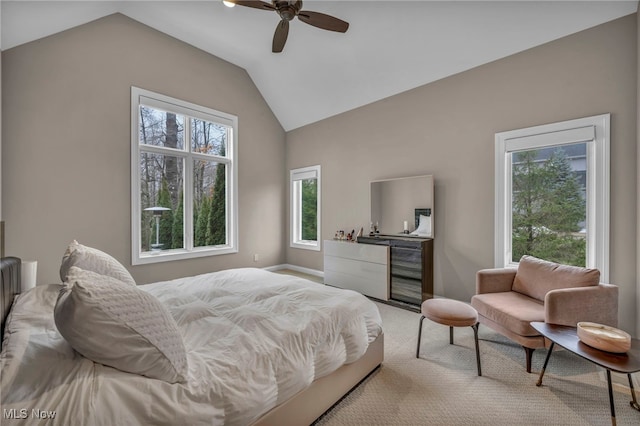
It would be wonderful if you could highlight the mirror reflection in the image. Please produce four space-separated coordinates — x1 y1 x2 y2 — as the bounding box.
370 174 434 237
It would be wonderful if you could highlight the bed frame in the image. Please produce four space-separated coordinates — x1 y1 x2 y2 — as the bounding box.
0 257 383 425
252 332 383 426
0 257 21 348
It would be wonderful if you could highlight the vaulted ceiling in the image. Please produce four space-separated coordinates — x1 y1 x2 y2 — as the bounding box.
2 1 637 130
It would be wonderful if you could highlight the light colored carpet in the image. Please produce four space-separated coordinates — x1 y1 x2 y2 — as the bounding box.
315 302 639 425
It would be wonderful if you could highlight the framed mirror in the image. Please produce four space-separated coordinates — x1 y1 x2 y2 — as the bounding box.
370 175 434 237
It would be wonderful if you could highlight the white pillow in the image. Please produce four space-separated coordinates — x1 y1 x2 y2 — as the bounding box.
60 240 136 286
410 214 432 237
54 267 188 383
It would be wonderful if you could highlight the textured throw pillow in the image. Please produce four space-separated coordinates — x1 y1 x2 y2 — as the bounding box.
512 255 600 302
59 240 136 286
54 267 188 383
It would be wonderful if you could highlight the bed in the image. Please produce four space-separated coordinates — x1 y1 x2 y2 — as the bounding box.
0 244 384 425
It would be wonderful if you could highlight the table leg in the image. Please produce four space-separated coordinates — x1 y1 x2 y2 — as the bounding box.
606 369 616 426
629 373 640 411
536 342 555 387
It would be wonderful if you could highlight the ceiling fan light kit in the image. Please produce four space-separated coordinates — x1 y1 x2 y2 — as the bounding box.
226 0 349 53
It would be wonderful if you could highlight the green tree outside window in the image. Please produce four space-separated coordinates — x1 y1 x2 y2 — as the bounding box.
512 146 586 266
301 178 317 241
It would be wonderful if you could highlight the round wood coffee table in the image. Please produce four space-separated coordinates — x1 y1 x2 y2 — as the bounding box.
531 321 640 426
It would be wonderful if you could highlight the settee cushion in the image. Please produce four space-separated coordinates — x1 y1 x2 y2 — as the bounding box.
512 255 600 302
471 291 544 337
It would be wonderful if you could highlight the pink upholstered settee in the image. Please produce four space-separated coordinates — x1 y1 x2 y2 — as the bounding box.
471 255 618 373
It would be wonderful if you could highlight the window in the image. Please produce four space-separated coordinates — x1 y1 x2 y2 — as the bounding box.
495 114 609 281
131 87 238 264
290 165 321 251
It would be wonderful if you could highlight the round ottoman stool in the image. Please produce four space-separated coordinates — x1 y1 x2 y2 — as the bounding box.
416 298 482 376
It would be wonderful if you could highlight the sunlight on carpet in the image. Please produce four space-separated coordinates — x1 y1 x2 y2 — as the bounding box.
315 302 639 426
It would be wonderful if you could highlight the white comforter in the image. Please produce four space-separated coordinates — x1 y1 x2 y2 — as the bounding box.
0 268 382 425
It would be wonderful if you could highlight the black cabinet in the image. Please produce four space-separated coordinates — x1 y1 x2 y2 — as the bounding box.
358 236 433 306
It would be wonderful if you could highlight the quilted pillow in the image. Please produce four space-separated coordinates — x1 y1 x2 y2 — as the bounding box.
59 240 136 286
512 255 600 302
54 267 188 383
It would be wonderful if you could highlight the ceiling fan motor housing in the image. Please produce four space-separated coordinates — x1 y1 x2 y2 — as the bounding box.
275 0 302 21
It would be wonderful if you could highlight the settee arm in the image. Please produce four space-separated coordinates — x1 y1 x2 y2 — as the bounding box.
545 283 618 327
476 268 517 294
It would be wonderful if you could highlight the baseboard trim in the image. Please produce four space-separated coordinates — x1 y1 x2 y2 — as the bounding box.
264 264 324 278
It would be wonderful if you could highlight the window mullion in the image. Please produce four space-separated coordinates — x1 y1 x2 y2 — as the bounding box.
184 118 194 251
191 152 231 163
139 144 187 157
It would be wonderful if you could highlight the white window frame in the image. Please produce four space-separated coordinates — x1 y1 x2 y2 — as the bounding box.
131 87 238 265
290 165 321 251
494 114 610 282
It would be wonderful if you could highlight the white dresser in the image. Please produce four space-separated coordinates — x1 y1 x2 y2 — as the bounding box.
323 240 390 300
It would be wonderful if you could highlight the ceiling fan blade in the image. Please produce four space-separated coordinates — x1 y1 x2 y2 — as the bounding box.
272 20 289 53
298 10 349 33
228 0 275 11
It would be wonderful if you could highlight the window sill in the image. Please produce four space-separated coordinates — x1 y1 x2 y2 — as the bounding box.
133 246 238 265
290 241 321 251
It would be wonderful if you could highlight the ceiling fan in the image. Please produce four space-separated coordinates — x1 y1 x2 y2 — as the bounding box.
226 0 349 53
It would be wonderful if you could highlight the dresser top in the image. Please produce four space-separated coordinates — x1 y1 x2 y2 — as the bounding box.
357 235 432 248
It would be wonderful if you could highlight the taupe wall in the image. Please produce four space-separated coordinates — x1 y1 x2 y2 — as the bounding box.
2 14 287 284
286 15 638 334
0 18 2 224
0 49 2 224
637 8 640 337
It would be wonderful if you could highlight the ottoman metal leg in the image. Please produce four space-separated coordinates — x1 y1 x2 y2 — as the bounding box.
417 315 426 358
472 323 482 376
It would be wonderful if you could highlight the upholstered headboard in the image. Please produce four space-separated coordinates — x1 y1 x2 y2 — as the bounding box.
1 257 21 346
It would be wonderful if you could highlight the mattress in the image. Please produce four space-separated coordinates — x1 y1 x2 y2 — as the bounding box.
0 267 382 425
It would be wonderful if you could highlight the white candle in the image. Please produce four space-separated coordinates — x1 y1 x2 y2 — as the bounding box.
21 260 38 291
403 221 408 231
